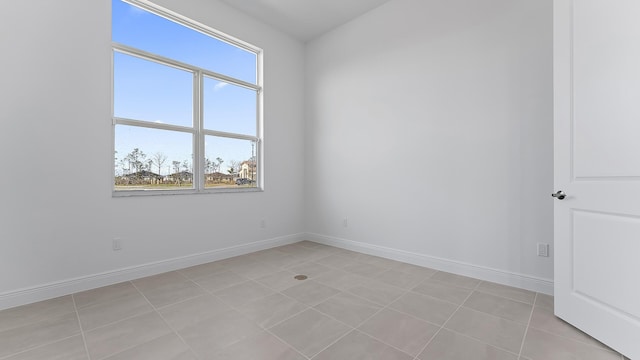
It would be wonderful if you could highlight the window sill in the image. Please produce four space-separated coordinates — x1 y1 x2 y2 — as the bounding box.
112 187 263 197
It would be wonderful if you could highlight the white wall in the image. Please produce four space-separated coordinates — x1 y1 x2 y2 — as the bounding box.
305 0 554 286
0 0 555 308
0 0 305 307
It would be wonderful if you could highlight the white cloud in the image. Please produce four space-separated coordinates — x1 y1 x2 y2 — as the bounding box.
213 82 229 91
128 5 147 16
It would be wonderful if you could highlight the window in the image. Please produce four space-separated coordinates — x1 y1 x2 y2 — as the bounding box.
112 0 262 195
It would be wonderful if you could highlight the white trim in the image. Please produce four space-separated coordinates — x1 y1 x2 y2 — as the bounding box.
305 233 554 295
112 187 263 197
0 233 553 311
0 233 304 311
125 0 260 55
113 44 261 91
114 117 197 134
111 2 264 196
201 129 259 142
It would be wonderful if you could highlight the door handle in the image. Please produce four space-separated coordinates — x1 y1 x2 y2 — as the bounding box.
552 191 566 200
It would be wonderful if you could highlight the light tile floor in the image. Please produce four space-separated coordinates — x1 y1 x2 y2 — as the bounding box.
0 241 629 360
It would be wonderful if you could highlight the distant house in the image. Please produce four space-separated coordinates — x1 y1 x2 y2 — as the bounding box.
117 170 162 184
165 171 193 183
238 160 257 181
205 172 233 183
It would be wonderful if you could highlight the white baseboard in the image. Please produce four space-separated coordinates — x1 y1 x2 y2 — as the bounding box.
0 232 553 311
0 233 304 311
305 233 554 295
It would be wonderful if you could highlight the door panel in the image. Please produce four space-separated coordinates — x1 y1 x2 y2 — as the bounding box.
554 1 640 358
572 210 640 319
573 1 640 179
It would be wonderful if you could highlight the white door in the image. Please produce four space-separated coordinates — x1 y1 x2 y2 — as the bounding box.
554 1 640 358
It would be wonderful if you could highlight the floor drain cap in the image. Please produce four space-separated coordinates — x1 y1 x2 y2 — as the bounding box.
294 275 308 280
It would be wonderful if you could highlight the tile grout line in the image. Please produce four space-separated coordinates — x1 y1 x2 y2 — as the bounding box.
311 295 404 358
369 278 473 329
169 275 246 358
529 298 623 357
357 330 429 359
517 292 538 358
153 292 208 312
0 334 84 360
181 267 310 359
306 275 420 359
187 263 296 315
225 280 320 359
441 299 534 326
247 295 310 329
129 281 203 360
206 278 276 309
71 294 92 360
262 323 313 360
473 288 537 306
77 283 181 360
293 261 482 358
410 279 482 360
0 298 85 359
528 325 623 354
431 304 533 356
185 271 251 295
436 328 523 358
393 284 525 357
305 328 356 359
347 293 451 360
68 283 165 334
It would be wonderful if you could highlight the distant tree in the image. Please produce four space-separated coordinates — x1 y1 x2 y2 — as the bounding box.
143 159 153 184
119 159 129 176
180 159 190 183
152 152 167 176
216 157 224 173
172 160 182 185
114 150 119 176
228 160 240 179
125 148 146 182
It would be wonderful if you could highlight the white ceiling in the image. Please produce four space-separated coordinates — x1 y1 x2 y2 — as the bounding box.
218 0 392 41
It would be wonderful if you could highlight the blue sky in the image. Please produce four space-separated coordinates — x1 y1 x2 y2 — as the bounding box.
112 0 258 176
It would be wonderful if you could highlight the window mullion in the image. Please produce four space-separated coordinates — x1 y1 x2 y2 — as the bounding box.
201 130 258 142
114 117 196 134
194 70 203 191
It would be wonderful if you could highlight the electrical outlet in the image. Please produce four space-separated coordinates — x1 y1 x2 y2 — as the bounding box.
342 217 348 227
537 243 549 257
260 219 266 228
112 238 122 251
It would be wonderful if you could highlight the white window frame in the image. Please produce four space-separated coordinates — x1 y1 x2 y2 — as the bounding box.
111 0 263 196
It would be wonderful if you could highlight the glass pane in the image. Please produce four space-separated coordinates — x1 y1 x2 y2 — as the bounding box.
112 0 257 84
115 125 194 190
114 52 193 127
203 77 257 135
204 136 257 189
